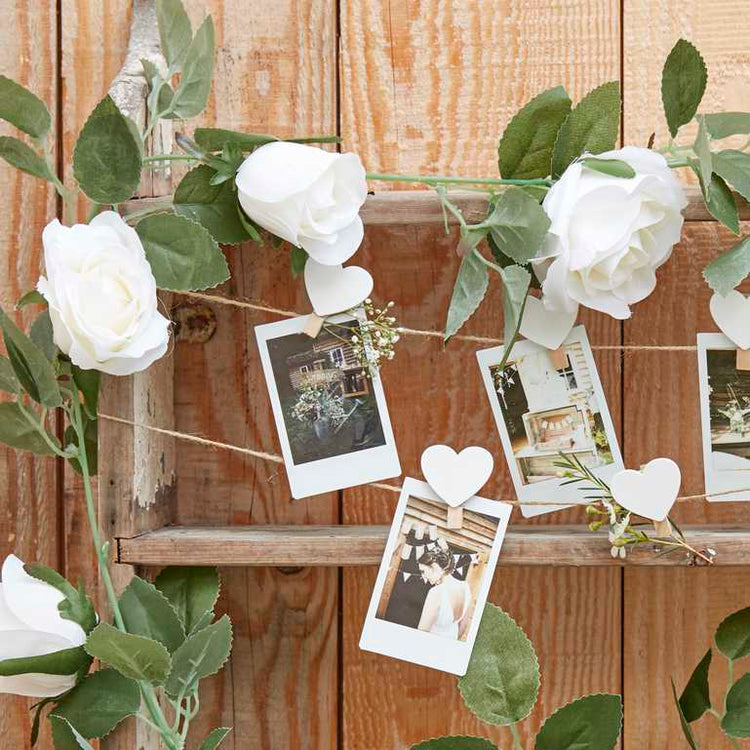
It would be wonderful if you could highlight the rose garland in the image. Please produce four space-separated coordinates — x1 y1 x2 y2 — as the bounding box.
0 0 748 746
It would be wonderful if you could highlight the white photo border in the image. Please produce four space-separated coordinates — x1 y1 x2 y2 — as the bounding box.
359 477 511 676
476 325 624 517
255 313 401 499
697 332 750 502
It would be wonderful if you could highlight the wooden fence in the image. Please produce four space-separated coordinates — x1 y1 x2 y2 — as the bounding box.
2 1 750 749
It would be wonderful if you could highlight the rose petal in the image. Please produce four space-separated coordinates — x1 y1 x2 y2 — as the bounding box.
300 216 364 265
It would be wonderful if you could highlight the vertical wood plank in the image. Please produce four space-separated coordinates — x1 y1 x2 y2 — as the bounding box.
0 2 58 749
174 2 339 748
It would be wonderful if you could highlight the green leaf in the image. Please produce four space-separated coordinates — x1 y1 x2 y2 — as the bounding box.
0 305 61 406
580 156 635 179
0 137 53 181
165 614 232 698
64 416 97 477
697 171 739 235
156 0 193 70
53 669 140 739
0 402 57 455
72 95 142 204
30 310 56 361
136 213 229 291
291 247 308 278
716 605 750 661
199 727 232 750
194 127 277 152
173 165 251 244
444 251 489 341
703 235 750 295
671 679 701 750
0 645 89 677
72 366 100 420
155 566 220 635
25 563 97 634
483 187 550 265
17 290 47 308
704 112 750 140
694 116 713 188
50 717 93 750
30 697 55 746
497 86 572 179
0 356 20 393
712 150 750 202
550 81 620 178
85 623 172 685
410 739 499 750
661 39 708 138
0 76 52 139
723 674 750 738
534 694 622 750
458 604 539 725
166 16 214 119
119 576 185 653
678 649 712 722
501 265 531 347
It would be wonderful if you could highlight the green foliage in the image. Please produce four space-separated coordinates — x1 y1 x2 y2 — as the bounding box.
25 563 97 634
497 86 571 179
679 649 712 722
53 669 140 740
64 416 97 476
716 605 750 661
72 366 100 420
194 128 278 152
0 356 20 394
0 402 57 455
50 716 93 750
712 150 750 202
199 727 232 750
0 645 89 678
500 265 531 348
16 290 47 308
550 81 620 178
444 251 488 341
458 604 539 725
661 39 707 138
671 679 701 750
119 576 186 653
0 305 61 407
85 623 172 685
534 694 622 750
0 137 53 181
697 172 739 235
693 115 713 188
155 566 220 635
0 75 52 139
291 246 309 278
410 739 499 750
30 310 56 361
156 0 193 70
703 112 750 140
136 213 229 291
165 615 232 698
72 95 142 204
722 673 750 738
174 165 251 244
165 17 215 119
579 156 635 178
703 235 750 296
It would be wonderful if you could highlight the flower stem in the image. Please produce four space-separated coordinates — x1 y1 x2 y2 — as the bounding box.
509 722 524 750
366 171 551 187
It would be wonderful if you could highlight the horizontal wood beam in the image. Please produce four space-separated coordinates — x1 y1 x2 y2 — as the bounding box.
116 524 749 567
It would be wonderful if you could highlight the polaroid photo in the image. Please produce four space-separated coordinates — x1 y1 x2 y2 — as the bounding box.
359 477 511 676
255 313 401 499
477 325 623 517
698 333 750 501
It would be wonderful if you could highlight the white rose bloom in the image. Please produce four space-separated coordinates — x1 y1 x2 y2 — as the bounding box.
235 142 367 265
534 146 687 319
0 555 87 697
37 212 170 376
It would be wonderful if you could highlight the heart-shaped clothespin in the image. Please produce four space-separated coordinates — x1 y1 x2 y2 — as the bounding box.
610 457 681 522
420 445 494 515
710 291 750 370
304 259 374 317
519 296 578 351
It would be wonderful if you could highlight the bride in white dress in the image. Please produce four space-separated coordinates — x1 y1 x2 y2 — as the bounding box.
416 549 471 640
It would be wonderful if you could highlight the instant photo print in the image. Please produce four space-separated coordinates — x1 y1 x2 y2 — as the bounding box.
477 325 623 517
359 478 511 676
255 314 401 498
698 333 750 502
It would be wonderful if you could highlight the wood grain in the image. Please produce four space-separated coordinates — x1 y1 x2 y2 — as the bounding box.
0 2 58 749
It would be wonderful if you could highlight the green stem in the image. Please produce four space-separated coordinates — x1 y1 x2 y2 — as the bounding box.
17 402 72 459
472 247 505 275
509 722 524 750
366 171 551 187
122 200 174 224
142 154 198 163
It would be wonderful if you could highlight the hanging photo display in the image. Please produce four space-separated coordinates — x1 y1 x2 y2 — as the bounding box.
698 333 750 502
477 326 623 517
255 313 401 498
360 477 511 675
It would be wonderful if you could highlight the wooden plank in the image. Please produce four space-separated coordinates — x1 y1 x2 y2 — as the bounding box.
171 2 339 748
0 2 58 749
623 222 750 749
118 524 750 567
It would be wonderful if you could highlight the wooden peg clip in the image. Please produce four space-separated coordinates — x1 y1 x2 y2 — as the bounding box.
737 348 750 371
302 313 325 338
548 346 569 370
652 518 671 537
446 506 464 529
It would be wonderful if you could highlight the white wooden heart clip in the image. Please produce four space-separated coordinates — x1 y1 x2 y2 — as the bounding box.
420 444 494 508
304 258 374 317
610 457 681 522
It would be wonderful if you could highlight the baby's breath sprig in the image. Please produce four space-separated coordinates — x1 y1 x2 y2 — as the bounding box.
554 453 716 565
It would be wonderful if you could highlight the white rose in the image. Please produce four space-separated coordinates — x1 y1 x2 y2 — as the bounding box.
37 212 170 376
235 142 367 265
0 555 87 697
534 146 687 319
